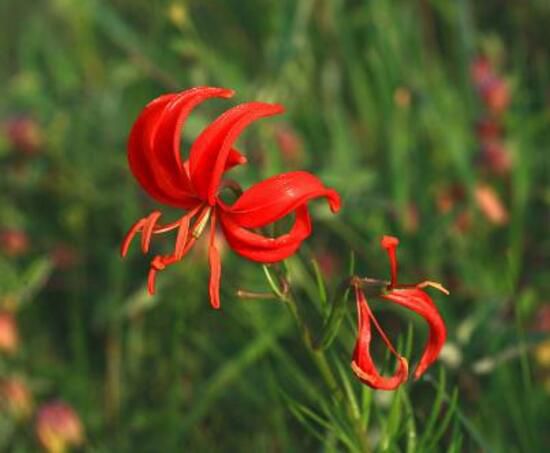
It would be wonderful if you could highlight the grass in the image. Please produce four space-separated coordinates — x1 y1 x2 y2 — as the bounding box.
0 0 549 451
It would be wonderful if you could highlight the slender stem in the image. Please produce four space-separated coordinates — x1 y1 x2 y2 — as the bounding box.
265 263 341 395
262 265 285 300
236 290 278 300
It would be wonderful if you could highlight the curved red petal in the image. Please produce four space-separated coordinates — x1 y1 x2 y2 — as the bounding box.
219 206 311 262
381 288 446 379
152 87 234 183
181 147 246 181
189 102 284 204
221 171 341 228
128 94 180 205
128 87 234 209
351 287 409 390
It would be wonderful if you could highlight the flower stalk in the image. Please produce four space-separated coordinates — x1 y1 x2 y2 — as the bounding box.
259 264 341 395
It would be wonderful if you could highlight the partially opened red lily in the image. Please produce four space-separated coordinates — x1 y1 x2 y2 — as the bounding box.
351 236 448 390
121 87 341 309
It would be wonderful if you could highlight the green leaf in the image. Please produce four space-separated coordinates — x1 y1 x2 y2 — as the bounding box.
380 387 403 452
314 252 355 349
15 257 53 308
179 315 291 434
311 258 328 309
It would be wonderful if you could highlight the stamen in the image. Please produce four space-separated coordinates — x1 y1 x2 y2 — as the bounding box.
145 232 199 295
152 221 181 234
416 280 450 295
121 218 147 257
129 205 211 295
141 211 162 253
192 207 212 238
153 205 201 234
173 216 191 260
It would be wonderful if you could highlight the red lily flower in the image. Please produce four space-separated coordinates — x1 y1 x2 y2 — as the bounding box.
121 87 341 309
351 236 448 389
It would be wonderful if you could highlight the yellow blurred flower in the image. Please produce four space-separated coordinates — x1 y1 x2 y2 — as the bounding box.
168 3 188 28
535 340 550 368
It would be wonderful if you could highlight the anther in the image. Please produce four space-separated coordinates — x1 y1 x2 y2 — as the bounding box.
191 207 212 239
151 256 166 271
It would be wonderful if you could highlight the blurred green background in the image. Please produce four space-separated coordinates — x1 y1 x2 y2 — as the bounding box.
0 0 549 451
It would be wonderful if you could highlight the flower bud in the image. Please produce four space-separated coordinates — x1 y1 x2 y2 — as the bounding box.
50 243 80 270
36 401 84 453
3 116 43 155
479 77 510 116
435 185 465 214
0 377 33 420
0 229 29 257
475 118 503 142
0 311 19 355
454 210 472 234
532 304 550 333
474 183 509 225
471 56 493 87
479 141 512 176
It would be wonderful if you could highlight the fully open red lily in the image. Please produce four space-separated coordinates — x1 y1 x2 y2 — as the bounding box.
351 236 448 390
121 87 341 309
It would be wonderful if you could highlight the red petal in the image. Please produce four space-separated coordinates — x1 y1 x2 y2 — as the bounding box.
381 288 446 379
208 211 222 309
352 287 409 390
128 95 179 205
128 87 234 209
189 102 284 204
221 171 341 228
182 148 246 180
219 206 312 262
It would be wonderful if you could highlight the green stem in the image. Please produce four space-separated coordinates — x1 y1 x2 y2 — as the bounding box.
264 264 341 395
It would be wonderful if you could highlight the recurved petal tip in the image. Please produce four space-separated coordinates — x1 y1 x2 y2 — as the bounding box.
327 189 342 213
351 355 409 391
191 86 235 99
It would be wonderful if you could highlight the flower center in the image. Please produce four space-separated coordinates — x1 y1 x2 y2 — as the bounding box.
191 206 212 238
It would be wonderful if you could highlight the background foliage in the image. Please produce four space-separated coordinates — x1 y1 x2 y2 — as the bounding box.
0 0 548 451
